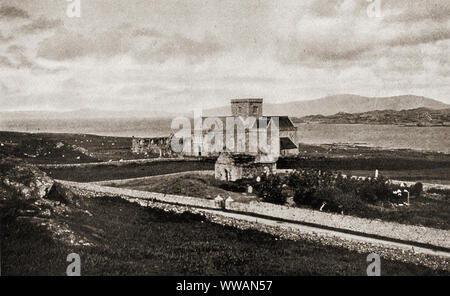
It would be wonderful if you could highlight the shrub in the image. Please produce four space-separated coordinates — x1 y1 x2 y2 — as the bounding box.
254 169 410 212
336 175 397 203
286 169 335 206
310 186 342 208
0 189 33 223
287 170 400 208
427 188 450 199
329 192 366 214
357 178 393 202
254 174 286 205
409 182 423 197
215 178 254 193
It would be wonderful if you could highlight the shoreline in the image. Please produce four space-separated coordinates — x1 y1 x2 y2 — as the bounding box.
1 129 449 156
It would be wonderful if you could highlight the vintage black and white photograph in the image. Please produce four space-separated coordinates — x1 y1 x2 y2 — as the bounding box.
0 0 449 280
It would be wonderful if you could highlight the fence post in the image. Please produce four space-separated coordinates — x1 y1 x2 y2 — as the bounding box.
214 195 225 209
225 196 234 209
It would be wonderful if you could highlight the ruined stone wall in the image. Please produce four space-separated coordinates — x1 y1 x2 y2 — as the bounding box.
215 163 241 181
215 161 277 182
131 136 174 157
242 162 277 179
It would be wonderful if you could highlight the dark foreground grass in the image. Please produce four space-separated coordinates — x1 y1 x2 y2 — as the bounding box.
2 196 448 276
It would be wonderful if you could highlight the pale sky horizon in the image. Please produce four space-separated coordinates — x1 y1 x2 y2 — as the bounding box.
0 0 449 112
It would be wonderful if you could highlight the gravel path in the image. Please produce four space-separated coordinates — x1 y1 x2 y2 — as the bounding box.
58 180 450 250
58 180 450 271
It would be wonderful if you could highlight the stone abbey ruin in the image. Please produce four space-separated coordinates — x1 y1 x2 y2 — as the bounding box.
131 98 298 181
132 98 298 157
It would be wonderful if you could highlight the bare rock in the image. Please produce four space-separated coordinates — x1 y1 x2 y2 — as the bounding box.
0 158 54 201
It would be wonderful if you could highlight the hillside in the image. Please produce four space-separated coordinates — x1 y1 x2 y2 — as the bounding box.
203 95 449 117
294 108 450 126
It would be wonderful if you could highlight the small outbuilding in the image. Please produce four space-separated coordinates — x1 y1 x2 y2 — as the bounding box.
215 152 276 182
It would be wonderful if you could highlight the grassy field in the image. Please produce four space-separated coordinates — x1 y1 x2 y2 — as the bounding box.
42 161 215 182
278 156 450 172
42 153 450 184
0 131 164 164
295 143 450 161
2 195 447 276
341 168 450 185
278 152 450 184
0 131 135 164
107 173 257 203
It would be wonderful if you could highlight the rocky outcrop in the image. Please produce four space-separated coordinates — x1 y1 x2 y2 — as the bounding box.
1 159 93 247
0 158 67 220
1 158 54 201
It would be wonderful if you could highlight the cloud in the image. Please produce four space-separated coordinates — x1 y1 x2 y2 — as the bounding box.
7 45 33 68
280 14 378 67
19 16 62 34
388 27 450 47
37 28 126 61
0 44 64 73
0 80 20 96
309 0 367 17
0 55 14 68
0 32 12 42
133 27 164 38
0 5 29 19
134 33 224 64
0 81 8 93
2 0 449 111
118 84 169 96
279 0 450 69
384 0 450 23
37 25 224 63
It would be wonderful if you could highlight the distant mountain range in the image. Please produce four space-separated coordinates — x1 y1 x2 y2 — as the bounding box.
203 94 449 117
293 107 450 126
1 94 448 120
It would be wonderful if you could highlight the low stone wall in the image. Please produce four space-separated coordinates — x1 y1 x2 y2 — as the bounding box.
57 180 450 250
58 180 219 209
276 169 295 174
389 180 450 191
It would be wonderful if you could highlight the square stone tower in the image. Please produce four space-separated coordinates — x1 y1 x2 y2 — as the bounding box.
231 98 263 117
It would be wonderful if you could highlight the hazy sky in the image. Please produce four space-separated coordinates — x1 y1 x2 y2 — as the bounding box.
0 0 449 112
